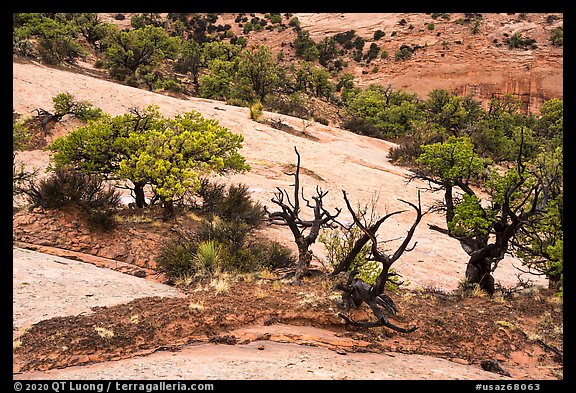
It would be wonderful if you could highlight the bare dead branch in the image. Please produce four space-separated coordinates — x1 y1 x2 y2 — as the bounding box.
265 147 340 283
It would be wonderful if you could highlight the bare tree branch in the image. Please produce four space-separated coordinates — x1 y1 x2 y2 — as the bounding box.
265 146 340 283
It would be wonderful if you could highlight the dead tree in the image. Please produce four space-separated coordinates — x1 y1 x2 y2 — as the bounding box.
332 190 424 332
265 147 341 283
32 108 63 134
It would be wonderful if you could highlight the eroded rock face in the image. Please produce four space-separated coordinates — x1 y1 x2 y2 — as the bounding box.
12 208 166 269
294 12 563 114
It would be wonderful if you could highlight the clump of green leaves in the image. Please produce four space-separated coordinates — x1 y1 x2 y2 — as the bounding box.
448 194 495 238
549 27 563 46
416 136 487 185
52 92 103 121
49 105 249 220
250 101 264 121
505 32 537 50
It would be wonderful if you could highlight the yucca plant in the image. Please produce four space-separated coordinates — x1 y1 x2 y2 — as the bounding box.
194 239 223 274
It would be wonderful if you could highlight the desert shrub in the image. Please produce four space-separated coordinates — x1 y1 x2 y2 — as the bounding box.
197 179 264 227
319 223 408 290
314 116 329 126
85 209 118 232
319 226 370 272
37 33 86 65
294 30 319 61
197 217 294 272
342 116 383 139
157 78 186 93
387 141 425 164
249 239 296 269
24 168 120 212
196 178 227 212
12 35 35 57
395 46 413 61
457 279 489 298
197 217 251 252
156 237 197 280
289 17 300 28
505 32 537 50
219 246 261 272
373 29 385 40
363 43 380 62
52 92 103 121
218 183 264 226
264 92 310 119
249 101 264 121
158 217 294 283
22 168 120 231
217 238 295 273
549 27 563 46
194 239 223 273
354 36 366 51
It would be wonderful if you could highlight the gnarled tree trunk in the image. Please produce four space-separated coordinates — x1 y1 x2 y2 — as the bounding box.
265 147 341 283
332 190 424 332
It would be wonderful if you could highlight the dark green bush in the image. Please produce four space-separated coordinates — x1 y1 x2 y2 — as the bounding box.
251 239 296 268
196 218 251 252
197 179 264 227
549 27 563 46
197 178 226 212
505 32 537 50
220 245 261 272
387 141 425 164
395 46 413 61
219 183 264 226
85 209 118 232
38 36 85 65
342 117 383 139
22 168 120 231
25 168 120 212
157 217 296 282
156 237 197 280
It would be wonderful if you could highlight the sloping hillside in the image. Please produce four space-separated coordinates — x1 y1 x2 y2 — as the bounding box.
12 58 547 291
293 13 563 113
12 12 563 381
96 12 563 114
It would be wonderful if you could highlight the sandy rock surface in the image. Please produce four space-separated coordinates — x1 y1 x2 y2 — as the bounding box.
13 248 512 380
12 60 546 292
16 339 507 380
13 248 182 338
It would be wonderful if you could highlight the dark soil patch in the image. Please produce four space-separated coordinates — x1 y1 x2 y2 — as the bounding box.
13 278 563 379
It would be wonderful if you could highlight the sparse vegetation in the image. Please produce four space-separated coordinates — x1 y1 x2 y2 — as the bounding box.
549 27 563 46
48 105 249 220
505 32 537 50
249 101 264 121
20 168 121 231
12 13 564 379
